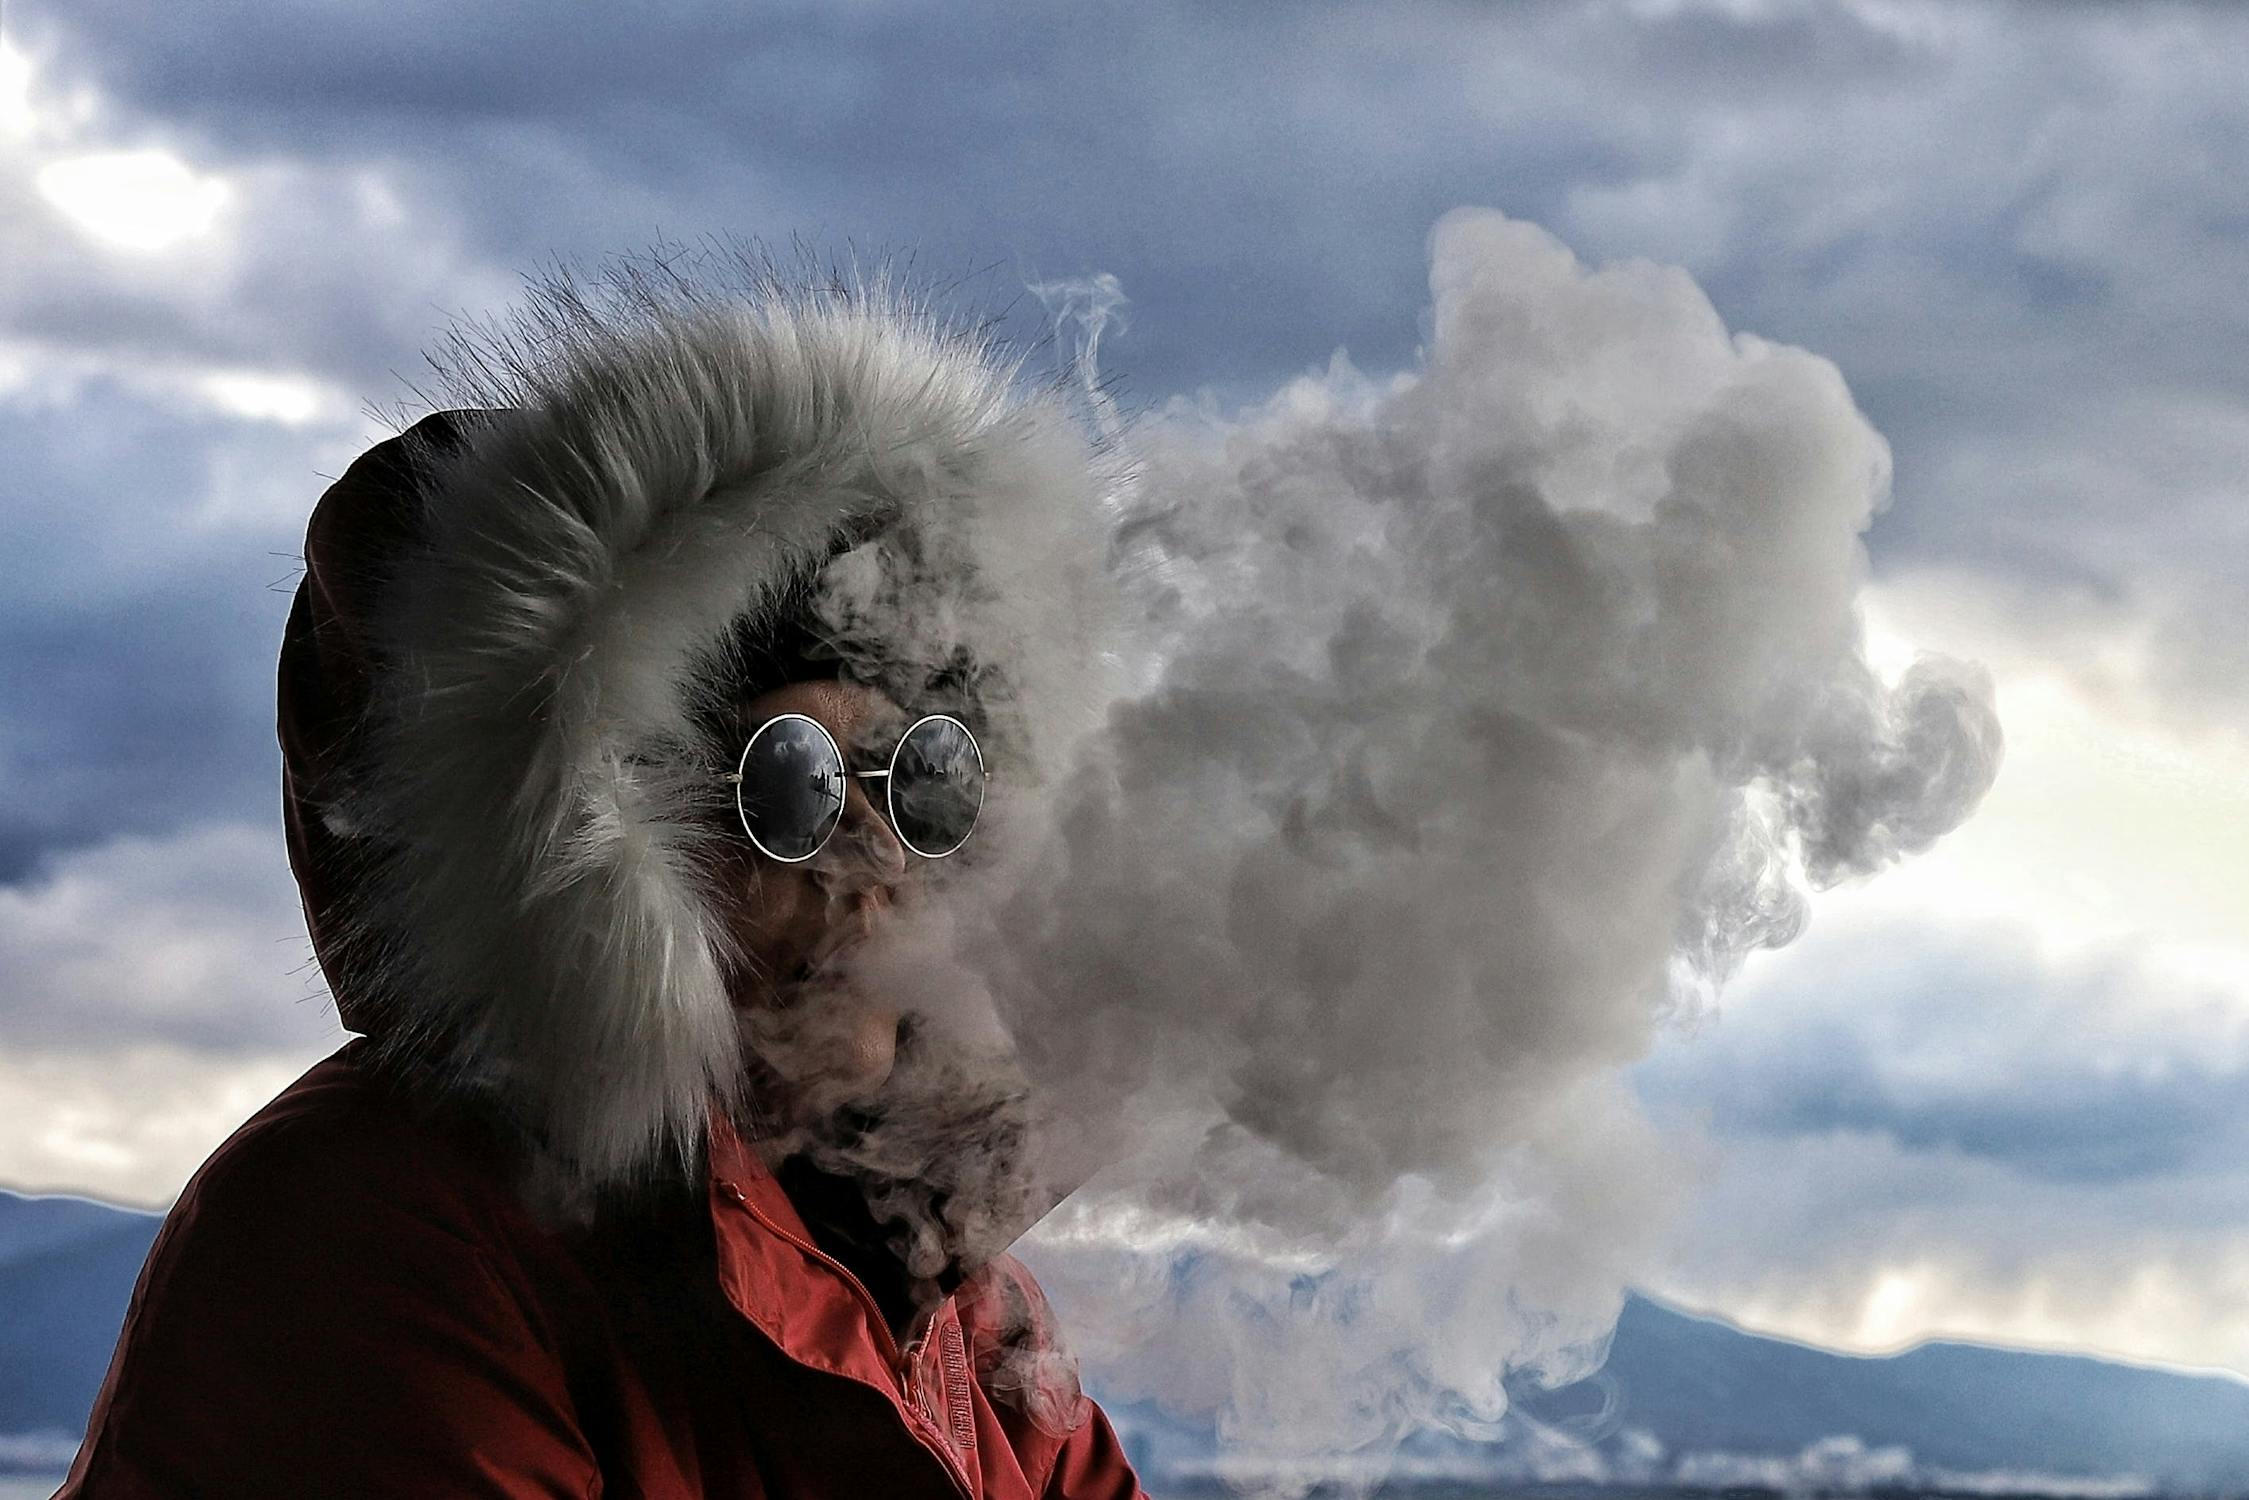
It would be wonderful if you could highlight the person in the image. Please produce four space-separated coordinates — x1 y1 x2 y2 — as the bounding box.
59 266 1147 1498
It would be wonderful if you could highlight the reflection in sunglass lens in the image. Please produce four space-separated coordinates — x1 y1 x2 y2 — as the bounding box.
887 716 984 858
737 715 846 862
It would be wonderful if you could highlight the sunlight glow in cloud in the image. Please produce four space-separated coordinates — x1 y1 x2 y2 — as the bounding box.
1702 1215 2249 1379
0 338 354 439
0 32 101 144
1645 574 2249 1375
36 148 232 252
0 1047 319 1208
1856 574 2249 979
0 823 340 1204
192 368 331 427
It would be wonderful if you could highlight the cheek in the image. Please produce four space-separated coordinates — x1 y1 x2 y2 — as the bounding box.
718 868 825 987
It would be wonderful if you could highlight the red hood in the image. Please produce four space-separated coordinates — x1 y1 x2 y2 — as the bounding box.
279 410 475 1038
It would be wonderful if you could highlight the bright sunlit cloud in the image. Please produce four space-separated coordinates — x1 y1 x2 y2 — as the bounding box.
1665 1130 2249 1378
0 821 340 1204
1638 564 2249 1374
36 147 233 252
1849 571 2249 978
0 1046 324 1208
192 368 333 427
0 338 355 437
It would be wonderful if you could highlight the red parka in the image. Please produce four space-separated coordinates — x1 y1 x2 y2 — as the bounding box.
59 1040 1144 1499
61 282 1150 1498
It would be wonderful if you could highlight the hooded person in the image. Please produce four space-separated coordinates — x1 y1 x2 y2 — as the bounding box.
60 258 1148 1499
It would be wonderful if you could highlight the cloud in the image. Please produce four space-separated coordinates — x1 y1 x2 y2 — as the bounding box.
1 0 2244 1429
9 0 2241 726
1649 1123 2249 1378
1634 840 2249 1373
0 380 355 880
1555 5 2249 618
0 819 335 1054
0 818 339 1204
1854 569 2249 962
1620 558 2249 1374
0 1043 326 1207
35 146 230 251
2 2 1636 397
0 28 518 398
1638 917 2249 1185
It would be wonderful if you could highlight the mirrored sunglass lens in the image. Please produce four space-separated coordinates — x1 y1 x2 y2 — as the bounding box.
738 717 845 861
889 717 984 858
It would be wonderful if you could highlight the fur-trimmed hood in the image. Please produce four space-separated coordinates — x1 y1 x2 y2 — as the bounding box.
280 263 1126 1204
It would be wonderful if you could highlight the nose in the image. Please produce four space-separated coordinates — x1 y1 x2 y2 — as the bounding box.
832 775 909 892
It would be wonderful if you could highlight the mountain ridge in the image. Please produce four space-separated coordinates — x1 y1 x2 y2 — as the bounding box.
1630 1288 2249 1388
6 1187 2246 1490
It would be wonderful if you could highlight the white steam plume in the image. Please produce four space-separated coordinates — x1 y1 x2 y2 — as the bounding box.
814 208 2003 1493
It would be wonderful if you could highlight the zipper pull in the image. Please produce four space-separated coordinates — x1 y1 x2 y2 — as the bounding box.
899 1337 941 1423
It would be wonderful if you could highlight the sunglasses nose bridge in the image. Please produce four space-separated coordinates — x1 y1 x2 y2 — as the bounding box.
832 774 910 880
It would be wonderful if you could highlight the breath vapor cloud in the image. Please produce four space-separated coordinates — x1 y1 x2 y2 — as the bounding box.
800 208 2003 1492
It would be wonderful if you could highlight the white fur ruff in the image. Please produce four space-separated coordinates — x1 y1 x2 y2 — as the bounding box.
336 264 1126 1204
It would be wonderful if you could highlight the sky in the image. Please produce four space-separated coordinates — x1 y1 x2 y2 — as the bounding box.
2 0 2246 1385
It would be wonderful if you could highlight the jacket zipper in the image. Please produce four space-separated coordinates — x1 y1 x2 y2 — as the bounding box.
719 1184 972 1497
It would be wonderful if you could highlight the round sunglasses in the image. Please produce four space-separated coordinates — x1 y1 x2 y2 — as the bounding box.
725 712 986 863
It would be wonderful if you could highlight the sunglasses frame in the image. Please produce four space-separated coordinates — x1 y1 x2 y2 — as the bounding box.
726 711 986 864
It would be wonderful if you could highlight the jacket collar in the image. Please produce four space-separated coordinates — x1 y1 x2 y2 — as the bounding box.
706 1111 907 1373
704 1114 979 1492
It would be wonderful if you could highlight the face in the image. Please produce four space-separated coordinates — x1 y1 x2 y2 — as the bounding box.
710 678 915 1127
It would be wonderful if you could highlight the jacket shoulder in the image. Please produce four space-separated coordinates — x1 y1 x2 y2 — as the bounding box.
63 1044 602 1499
175 1039 526 1247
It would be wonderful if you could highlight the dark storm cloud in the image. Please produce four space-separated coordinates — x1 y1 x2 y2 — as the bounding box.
1635 926 2249 1189
15 0 2243 599
0 385 304 880
8 0 1650 395
4 0 2239 869
1659 1015 2249 1185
